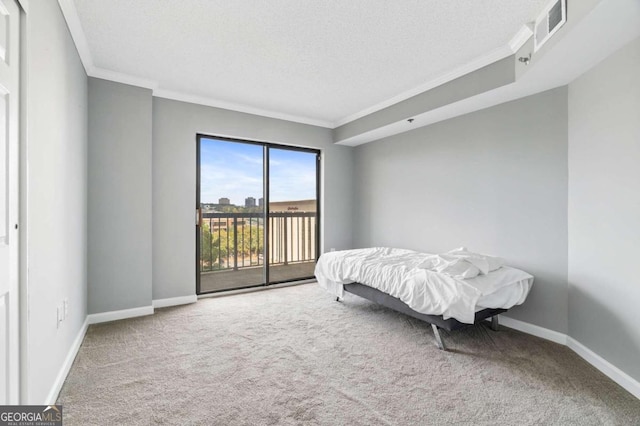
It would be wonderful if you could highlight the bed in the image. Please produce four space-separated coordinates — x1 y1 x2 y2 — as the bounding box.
314 247 534 350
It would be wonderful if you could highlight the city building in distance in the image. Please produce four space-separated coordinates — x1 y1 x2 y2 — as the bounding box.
269 199 316 212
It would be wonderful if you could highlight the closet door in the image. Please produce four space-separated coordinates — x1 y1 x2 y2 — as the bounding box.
0 0 20 404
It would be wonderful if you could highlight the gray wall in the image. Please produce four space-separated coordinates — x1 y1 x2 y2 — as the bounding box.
25 1 88 403
568 36 640 382
353 88 569 333
88 78 153 313
152 98 354 300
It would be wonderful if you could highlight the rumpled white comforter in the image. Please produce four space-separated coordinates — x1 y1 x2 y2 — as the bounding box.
314 247 533 324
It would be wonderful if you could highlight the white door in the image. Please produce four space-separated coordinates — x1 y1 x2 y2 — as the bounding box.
0 0 20 405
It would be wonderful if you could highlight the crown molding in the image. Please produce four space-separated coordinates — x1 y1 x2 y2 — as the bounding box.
57 0 332 128
91 66 158 91
57 0 94 74
153 88 333 128
331 45 514 127
57 0 533 131
509 23 534 52
333 24 533 128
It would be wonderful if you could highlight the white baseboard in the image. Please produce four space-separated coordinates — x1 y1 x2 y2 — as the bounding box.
498 315 567 345
152 295 197 308
567 337 640 400
46 304 640 404
45 317 88 404
87 305 154 325
44 305 153 404
499 315 639 401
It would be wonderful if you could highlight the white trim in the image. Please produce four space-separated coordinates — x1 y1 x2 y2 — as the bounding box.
153 89 333 128
498 315 567 345
332 45 514 127
57 0 94 74
334 21 533 128
42 308 640 404
499 316 640 401
56 0 534 131
57 0 332 128
18 3 30 403
44 318 88 404
152 295 197 309
16 0 28 13
86 306 154 325
567 337 640 401
91 66 158 91
509 24 534 52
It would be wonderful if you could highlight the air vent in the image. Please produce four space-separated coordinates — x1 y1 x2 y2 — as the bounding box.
534 0 566 52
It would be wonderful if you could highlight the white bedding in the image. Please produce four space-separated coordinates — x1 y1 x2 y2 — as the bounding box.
314 247 533 324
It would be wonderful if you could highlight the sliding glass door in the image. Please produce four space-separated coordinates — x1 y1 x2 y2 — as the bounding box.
196 135 320 294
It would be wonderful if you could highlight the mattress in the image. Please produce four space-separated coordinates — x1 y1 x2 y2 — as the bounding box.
315 247 534 324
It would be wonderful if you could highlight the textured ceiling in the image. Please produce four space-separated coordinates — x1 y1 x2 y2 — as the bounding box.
72 0 548 126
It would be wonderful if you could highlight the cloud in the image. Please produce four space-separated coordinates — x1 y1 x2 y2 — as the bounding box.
199 137 317 204
234 152 264 166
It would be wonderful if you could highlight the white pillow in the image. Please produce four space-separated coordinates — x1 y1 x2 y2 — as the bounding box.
418 255 481 279
447 247 505 274
438 259 481 279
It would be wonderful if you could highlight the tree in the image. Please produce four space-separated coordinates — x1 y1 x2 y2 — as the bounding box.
200 220 263 270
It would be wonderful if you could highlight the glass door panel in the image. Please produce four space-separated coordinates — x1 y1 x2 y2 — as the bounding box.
267 147 319 284
197 137 265 293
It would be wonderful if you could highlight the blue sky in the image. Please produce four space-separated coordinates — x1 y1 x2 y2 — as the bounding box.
200 138 317 204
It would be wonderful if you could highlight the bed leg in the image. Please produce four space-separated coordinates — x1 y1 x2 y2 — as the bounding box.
490 315 499 331
431 324 447 351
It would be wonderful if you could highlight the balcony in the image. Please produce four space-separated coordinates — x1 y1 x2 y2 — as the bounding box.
199 211 317 293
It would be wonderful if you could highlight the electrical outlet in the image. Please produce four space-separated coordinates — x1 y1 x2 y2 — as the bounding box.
330 248 336 252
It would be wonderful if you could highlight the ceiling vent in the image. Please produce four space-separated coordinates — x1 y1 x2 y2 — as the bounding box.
534 0 567 52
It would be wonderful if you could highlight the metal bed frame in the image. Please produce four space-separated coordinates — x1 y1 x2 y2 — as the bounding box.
338 282 505 351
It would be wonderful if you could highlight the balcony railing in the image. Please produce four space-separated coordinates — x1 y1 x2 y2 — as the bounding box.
200 212 317 273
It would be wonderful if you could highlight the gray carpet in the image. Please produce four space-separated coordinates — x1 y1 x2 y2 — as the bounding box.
58 284 640 425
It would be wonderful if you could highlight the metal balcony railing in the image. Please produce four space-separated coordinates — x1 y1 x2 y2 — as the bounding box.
199 212 317 273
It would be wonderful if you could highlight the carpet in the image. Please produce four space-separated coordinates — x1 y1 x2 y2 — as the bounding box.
58 283 640 425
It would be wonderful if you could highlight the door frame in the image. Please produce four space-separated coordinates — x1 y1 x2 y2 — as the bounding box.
0 0 25 404
18 0 27 404
195 133 321 295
